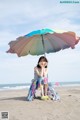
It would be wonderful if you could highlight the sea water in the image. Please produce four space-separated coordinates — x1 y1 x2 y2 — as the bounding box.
0 81 80 91
0 83 30 91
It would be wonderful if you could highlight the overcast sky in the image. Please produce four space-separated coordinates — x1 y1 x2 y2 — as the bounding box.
0 0 80 84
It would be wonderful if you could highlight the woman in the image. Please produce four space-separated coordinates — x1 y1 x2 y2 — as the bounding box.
34 56 48 97
27 56 60 101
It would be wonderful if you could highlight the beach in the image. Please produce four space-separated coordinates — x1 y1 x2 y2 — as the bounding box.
0 86 80 120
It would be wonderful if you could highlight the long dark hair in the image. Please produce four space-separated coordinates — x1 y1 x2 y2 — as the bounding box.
37 56 48 68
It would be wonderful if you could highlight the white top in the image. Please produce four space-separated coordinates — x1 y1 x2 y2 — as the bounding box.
34 67 48 80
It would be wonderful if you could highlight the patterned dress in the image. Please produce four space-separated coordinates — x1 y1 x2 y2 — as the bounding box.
27 67 60 101
27 67 48 101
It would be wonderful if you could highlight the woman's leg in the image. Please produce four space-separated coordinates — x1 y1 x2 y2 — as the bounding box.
36 77 42 88
36 77 44 96
42 77 48 96
41 85 44 96
44 84 48 96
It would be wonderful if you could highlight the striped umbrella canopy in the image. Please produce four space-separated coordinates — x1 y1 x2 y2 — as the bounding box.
7 28 80 57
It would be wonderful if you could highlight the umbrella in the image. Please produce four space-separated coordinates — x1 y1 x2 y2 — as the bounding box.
7 28 80 57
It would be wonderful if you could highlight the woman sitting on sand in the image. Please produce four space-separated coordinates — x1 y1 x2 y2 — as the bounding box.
27 56 60 101
27 56 49 101
34 56 48 97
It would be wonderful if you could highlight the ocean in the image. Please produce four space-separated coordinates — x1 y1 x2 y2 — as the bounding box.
0 81 80 91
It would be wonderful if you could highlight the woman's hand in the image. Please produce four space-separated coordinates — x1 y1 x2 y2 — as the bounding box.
39 62 48 68
44 62 48 67
39 62 44 68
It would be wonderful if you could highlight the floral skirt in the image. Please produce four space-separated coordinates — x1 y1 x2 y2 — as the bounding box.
36 76 48 89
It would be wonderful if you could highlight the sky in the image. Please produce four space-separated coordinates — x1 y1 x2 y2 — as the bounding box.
0 0 80 84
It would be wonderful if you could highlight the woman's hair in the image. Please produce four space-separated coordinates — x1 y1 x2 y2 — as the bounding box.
37 56 48 68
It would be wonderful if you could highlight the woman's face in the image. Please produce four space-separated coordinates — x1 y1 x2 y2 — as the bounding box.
39 59 48 67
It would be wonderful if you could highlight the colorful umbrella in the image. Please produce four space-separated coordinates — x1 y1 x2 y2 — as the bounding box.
7 28 80 57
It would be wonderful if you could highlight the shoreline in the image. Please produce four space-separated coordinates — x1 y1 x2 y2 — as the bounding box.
0 84 80 92
0 85 80 92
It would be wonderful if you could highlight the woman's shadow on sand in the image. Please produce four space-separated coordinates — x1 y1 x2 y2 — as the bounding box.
0 96 41 101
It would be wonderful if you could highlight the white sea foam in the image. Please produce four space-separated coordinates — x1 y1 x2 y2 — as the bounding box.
0 85 30 91
61 84 80 87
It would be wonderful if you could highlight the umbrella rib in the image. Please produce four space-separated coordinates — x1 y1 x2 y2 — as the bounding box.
53 33 76 48
7 37 25 53
18 35 38 56
45 35 58 52
28 37 39 55
7 36 31 55
17 38 33 56
46 34 72 50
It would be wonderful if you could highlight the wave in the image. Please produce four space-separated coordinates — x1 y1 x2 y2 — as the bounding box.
0 84 30 91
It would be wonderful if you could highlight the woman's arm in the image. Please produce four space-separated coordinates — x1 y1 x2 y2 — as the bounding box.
34 67 44 77
43 68 48 77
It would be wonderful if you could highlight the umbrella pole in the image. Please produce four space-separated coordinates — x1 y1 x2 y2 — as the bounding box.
41 35 46 58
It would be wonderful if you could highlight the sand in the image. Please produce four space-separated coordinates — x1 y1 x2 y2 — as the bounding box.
0 86 80 120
